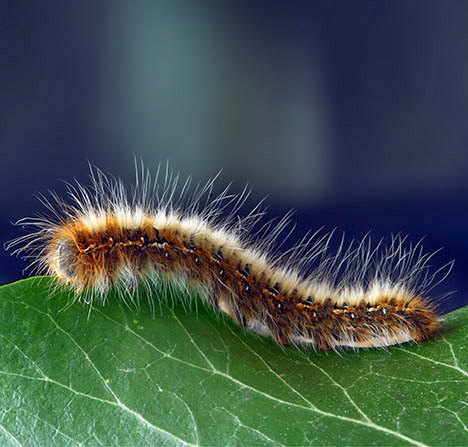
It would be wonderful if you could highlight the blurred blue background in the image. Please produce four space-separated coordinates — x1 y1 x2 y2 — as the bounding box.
1 1 467 312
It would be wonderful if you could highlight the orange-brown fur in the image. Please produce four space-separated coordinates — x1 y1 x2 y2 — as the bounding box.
48 215 440 350
7 164 447 350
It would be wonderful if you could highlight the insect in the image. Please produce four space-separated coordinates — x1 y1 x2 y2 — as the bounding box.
6 162 451 350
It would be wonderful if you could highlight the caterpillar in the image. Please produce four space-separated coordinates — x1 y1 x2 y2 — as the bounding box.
6 162 451 350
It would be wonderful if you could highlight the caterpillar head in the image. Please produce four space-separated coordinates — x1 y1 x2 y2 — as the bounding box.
50 237 81 287
49 230 113 297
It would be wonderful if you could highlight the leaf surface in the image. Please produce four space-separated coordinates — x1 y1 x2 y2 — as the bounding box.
0 277 467 446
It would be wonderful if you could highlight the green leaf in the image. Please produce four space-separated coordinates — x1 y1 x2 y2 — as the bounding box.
0 277 467 446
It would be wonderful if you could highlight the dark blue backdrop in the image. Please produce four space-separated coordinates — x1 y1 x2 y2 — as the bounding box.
1 0 467 313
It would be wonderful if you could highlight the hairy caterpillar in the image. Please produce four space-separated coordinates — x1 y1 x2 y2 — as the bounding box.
6 163 451 350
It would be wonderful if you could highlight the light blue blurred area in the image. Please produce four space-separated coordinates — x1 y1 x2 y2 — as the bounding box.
96 0 331 203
